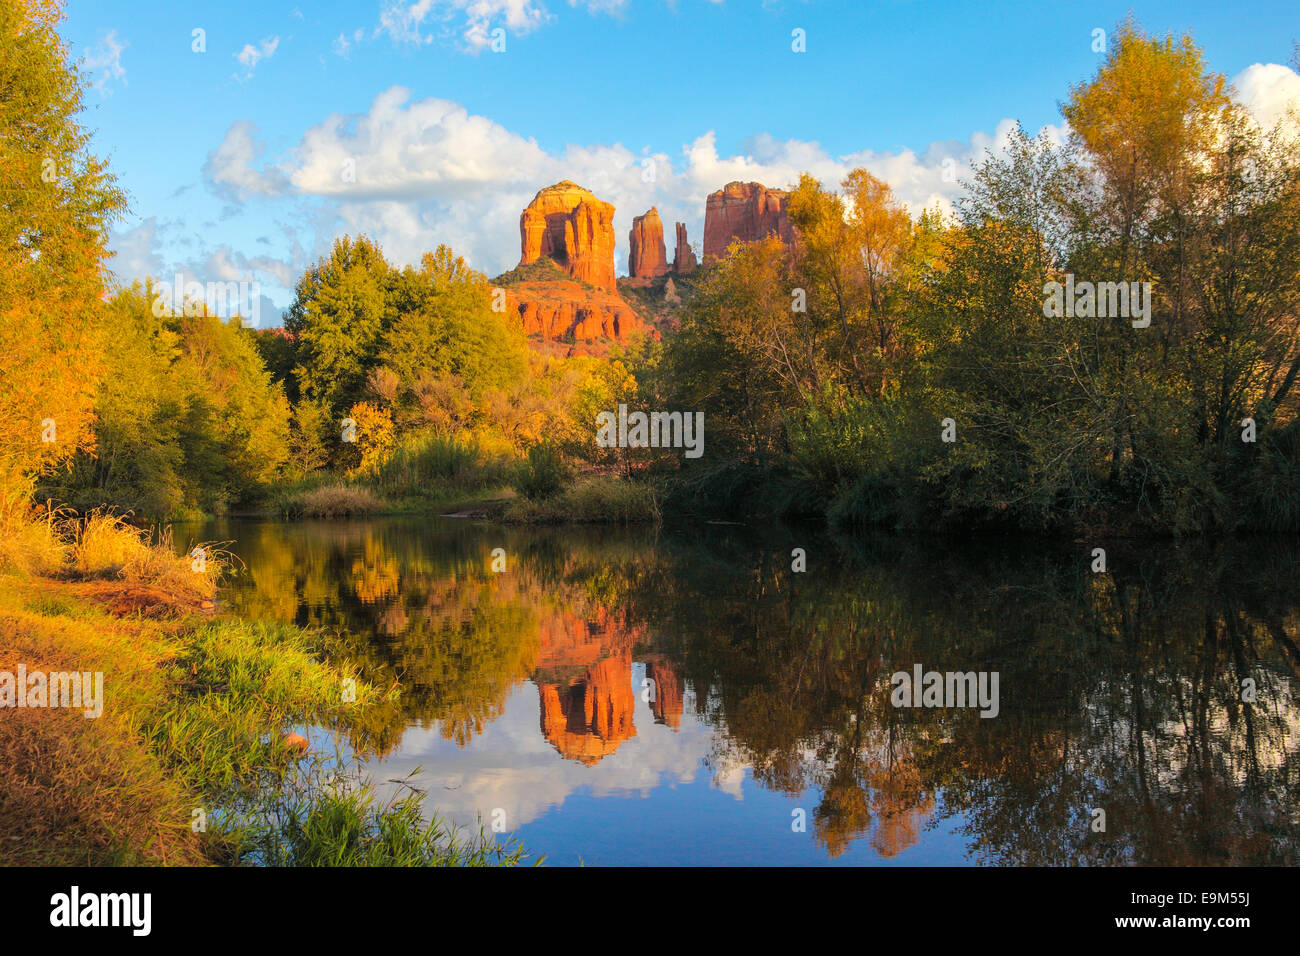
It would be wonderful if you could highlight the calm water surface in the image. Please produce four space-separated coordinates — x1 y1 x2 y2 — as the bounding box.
187 517 1300 866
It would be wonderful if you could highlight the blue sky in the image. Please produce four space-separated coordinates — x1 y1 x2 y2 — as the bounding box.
60 0 1300 324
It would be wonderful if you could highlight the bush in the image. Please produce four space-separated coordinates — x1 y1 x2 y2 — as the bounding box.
283 485 387 518
512 441 568 501
504 476 659 524
373 431 508 497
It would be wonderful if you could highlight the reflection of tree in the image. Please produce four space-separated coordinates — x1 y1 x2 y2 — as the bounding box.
632 530 1300 864
208 516 1300 864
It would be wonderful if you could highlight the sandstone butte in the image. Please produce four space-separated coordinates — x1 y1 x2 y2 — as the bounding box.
672 221 697 275
518 180 618 292
702 180 795 263
501 179 797 354
503 281 654 355
628 207 668 278
507 181 657 354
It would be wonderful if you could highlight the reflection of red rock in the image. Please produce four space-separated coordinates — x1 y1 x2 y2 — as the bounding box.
644 658 683 730
519 181 618 292
534 608 643 764
538 653 636 765
702 181 794 263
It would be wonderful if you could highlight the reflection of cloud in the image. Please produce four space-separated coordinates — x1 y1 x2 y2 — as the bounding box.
364 666 726 830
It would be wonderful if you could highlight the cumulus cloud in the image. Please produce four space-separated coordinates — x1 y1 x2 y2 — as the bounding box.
82 30 127 97
107 217 162 283
200 87 1072 278
1232 63 1300 134
234 36 280 81
204 120 290 200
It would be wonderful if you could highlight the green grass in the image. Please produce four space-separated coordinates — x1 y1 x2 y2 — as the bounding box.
503 476 660 524
0 505 530 866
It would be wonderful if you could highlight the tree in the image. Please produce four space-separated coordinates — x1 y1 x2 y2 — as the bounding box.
286 235 393 415
0 0 125 498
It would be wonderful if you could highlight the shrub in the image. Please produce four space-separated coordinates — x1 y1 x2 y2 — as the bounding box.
285 485 387 518
512 441 568 501
373 432 507 497
504 476 659 524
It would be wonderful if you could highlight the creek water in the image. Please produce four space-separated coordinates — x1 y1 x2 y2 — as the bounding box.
185 516 1300 866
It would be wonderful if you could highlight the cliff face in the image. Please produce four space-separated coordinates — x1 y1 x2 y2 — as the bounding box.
504 282 656 353
672 222 697 275
702 181 794 262
628 207 668 278
519 181 618 292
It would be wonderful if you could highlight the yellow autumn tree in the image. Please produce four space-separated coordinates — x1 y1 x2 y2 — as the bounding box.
0 0 125 501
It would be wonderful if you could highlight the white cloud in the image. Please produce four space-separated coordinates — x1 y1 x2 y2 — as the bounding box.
333 28 366 57
570 0 628 14
375 1 582 52
107 217 162 283
1232 63 1300 135
200 88 1068 278
234 36 280 81
82 30 127 97
204 121 290 200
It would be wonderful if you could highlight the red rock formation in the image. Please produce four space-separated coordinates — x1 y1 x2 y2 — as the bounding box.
505 285 656 346
628 207 668 278
702 181 794 263
519 181 618 292
672 222 697 275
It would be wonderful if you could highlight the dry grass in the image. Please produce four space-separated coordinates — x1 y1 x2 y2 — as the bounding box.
63 511 234 605
0 574 206 865
0 489 66 577
287 485 387 518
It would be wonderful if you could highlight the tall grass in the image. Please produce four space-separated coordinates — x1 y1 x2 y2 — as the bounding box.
0 501 528 866
62 511 236 603
278 485 388 519
242 769 530 867
372 431 509 498
0 489 66 576
504 476 660 524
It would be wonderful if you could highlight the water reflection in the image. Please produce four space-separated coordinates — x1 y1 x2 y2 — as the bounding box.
189 517 1300 865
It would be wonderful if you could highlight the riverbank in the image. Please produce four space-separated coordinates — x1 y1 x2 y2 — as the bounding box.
249 472 662 525
0 511 527 866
